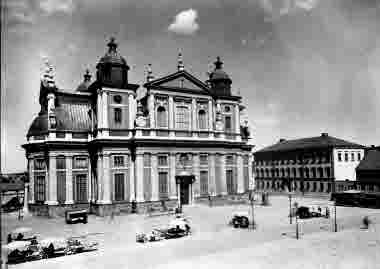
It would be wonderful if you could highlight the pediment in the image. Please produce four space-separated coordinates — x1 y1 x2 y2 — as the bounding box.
144 71 211 95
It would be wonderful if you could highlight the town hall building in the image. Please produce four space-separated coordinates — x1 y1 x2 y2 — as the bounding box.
22 38 254 216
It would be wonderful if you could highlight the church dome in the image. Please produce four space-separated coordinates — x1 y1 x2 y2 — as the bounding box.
97 37 127 66
76 69 92 92
208 57 231 82
27 114 48 137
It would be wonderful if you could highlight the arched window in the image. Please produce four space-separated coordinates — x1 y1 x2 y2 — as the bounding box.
157 106 167 128
318 167 324 178
198 110 208 129
292 168 297 177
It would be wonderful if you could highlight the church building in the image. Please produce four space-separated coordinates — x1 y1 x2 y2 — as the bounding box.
22 38 254 216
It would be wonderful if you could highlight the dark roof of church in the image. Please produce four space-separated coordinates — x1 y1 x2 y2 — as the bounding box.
356 149 380 171
27 93 92 136
255 133 365 153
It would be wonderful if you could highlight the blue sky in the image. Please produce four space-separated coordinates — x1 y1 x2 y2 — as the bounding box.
1 0 380 173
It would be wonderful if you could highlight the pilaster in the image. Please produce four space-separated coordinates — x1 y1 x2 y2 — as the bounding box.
96 155 102 204
130 156 135 201
169 153 177 199
128 93 135 130
235 104 241 142
46 155 58 205
65 156 74 204
135 153 144 202
209 153 216 195
192 154 200 198
169 95 175 137
151 154 159 201
148 93 156 136
102 154 112 204
192 98 197 138
220 154 227 195
248 154 254 190
28 158 35 203
208 100 214 138
102 90 109 136
97 89 103 130
236 154 244 193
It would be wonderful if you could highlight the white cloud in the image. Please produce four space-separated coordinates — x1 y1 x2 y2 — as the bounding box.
294 0 318 11
6 0 36 26
168 9 199 35
39 0 75 15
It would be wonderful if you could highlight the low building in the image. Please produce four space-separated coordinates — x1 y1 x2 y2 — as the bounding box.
253 133 365 194
356 146 380 192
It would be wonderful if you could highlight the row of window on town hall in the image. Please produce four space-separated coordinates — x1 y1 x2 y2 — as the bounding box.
256 152 362 166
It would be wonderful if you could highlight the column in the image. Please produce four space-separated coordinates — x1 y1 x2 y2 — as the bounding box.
192 154 200 198
169 153 177 199
148 93 156 136
46 155 58 205
88 157 92 202
66 156 73 204
102 154 111 204
135 153 144 202
248 154 254 190
97 89 103 131
28 158 34 203
209 154 216 195
95 155 102 203
208 100 214 138
102 90 109 136
128 94 135 130
130 156 135 201
220 154 227 195
23 183 29 214
169 96 174 137
235 104 241 142
236 154 244 193
192 99 197 137
151 154 159 201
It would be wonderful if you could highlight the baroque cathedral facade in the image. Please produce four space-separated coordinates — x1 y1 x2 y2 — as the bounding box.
23 38 254 216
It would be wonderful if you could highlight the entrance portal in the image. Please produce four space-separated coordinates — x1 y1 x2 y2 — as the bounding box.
175 175 196 206
180 181 189 205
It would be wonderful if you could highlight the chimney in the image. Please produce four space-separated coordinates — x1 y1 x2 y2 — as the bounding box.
321 132 328 137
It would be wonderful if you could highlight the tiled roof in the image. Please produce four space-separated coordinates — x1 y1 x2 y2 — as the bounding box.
27 95 92 136
356 149 380 171
255 134 365 153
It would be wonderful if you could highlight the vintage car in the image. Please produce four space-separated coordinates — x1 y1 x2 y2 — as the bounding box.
136 216 191 243
66 238 98 254
230 211 250 228
40 237 69 258
65 209 88 224
296 206 326 219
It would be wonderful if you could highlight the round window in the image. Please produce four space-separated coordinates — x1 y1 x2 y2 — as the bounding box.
113 95 122 103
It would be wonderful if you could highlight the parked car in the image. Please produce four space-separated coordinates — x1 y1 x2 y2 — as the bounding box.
230 211 250 228
65 209 88 224
2 197 22 213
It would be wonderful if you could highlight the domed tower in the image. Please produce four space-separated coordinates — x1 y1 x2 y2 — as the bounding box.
76 69 92 92
208 56 232 96
96 37 130 89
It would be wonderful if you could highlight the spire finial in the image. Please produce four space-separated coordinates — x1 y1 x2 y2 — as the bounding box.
107 36 117 52
214 56 223 69
84 69 91 82
177 51 184 71
41 59 56 88
146 64 154 82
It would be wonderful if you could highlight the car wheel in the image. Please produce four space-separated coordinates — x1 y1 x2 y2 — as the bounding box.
233 219 240 228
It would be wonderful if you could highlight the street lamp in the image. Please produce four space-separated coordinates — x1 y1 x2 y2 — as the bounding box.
334 200 337 232
249 190 255 230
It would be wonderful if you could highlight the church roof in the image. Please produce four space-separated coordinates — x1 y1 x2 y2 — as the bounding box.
97 37 127 66
27 93 92 137
255 133 365 153
356 149 380 171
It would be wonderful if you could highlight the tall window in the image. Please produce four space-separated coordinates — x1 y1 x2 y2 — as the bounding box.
114 108 122 123
157 106 167 128
344 152 348 162
34 158 46 203
311 167 316 178
198 110 208 129
75 174 87 202
158 155 169 199
200 171 209 196
358 153 361 161
56 156 66 204
318 167 324 178
111 154 129 202
175 106 190 129
325 167 331 178
351 152 355 161
338 152 342 162
225 155 236 194
225 116 232 132
114 173 125 201
73 156 88 203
